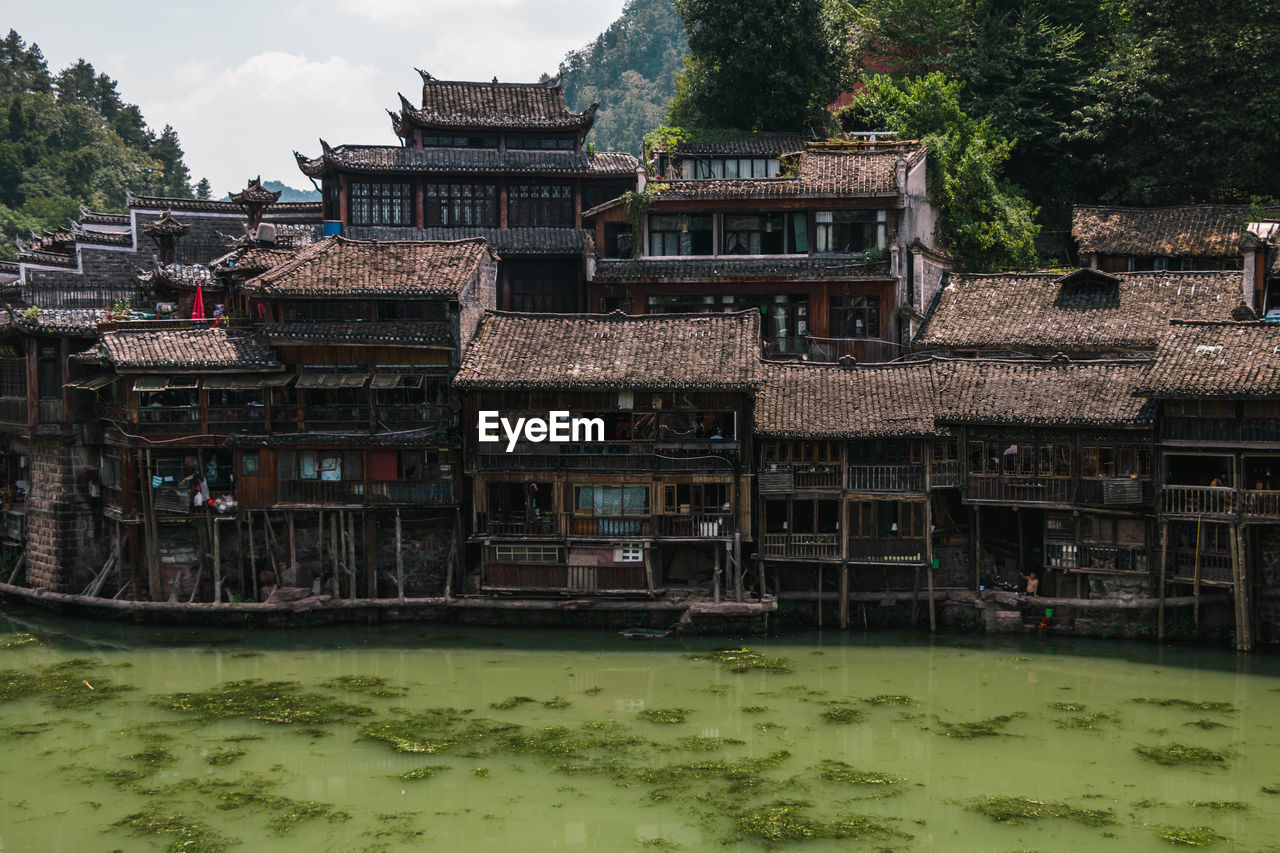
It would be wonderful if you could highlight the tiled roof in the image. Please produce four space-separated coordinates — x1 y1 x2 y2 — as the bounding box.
399 73 596 131
592 255 887 282
915 270 1242 352
229 178 281 205
756 361 940 438
260 322 453 346
72 229 134 247
16 248 77 268
13 308 107 335
138 263 216 290
1071 205 1269 257
242 236 492 298
296 145 636 178
126 191 321 217
140 212 190 238
100 327 280 370
935 358 1154 426
455 310 761 390
210 245 302 275
648 142 922 201
343 226 587 256
1138 321 1280 397
78 206 129 226
667 134 808 157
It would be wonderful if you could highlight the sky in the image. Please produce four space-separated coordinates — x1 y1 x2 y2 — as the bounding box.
4 0 628 196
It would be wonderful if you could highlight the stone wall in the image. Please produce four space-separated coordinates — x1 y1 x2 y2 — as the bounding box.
25 436 107 591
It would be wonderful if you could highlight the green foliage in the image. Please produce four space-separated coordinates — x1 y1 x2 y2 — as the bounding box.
0 29 194 254
842 71 1038 271
559 0 687 155
667 0 854 132
1133 743 1235 767
966 795 1115 826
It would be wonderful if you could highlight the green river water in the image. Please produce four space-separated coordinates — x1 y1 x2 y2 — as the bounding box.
0 612 1277 853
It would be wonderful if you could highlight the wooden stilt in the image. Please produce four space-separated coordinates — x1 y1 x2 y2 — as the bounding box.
213 517 222 603
188 520 207 603
347 511 357 600
756 555 766 600
394 510 405 599
911 566 920 625
1193 514 1203 632
142 450 163 602
926 500 936 633
713 545 721 604
1157 521 1168 641
128 522 140 602
817 563 822 628
286 511 296 587
113 519 123 594
1232 524 1252 652
329 511 340 597
839 563 849 629
973 506 982 592
364 512 377 599
733 532 743 603
643 543 655 595
248 511 258 602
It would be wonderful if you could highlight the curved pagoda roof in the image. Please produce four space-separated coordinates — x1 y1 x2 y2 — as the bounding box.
390 71 598 136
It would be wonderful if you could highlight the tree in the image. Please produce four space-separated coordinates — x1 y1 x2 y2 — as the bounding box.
195 177 212 200
1071 0 1280 204
842 72 1039 272
667 0 855 131
150 125 193 198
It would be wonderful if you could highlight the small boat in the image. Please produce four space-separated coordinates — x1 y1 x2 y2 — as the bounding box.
618 627 673 639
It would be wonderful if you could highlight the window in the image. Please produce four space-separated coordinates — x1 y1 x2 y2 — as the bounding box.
814 210 888 253
662 483 730 514
508 184 573 227
691 157 778 178
722 214 784 254
375 301 445 321
615 545 644 562
492 544 561 562
506 134 575 150
574 485 650 516
350 182 412 226
277 450 362 481
323 182 341 221
37 345 60 399
648 215 713 256
830 295 880 338
283 301 372 322
849 501 925 538
421 133 497 148
241 452 260 476
424 182 497 227
100 451 121 488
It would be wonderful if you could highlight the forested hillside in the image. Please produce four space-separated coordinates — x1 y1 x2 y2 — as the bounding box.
557 0 686 155
0 29 197 260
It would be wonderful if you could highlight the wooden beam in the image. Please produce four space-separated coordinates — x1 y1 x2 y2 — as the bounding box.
394 510 405 599
1157 521 1168 641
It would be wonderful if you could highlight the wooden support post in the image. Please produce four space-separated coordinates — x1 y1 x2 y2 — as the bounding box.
213 517 222 603
235 516 245 600
248 511 258 602
973 506 982 592
128 522 140 602
394 510 405 599
286 511 296 587
911 566 920 625
332 507 343 594
643 544 655 595
817 563 823 628
756 555 766 600
189 519 208 603
839 563 849 629
713 544 721 604
1193 514 1203 632
347 511 357 600
113 519 123 594
141 450 163 602
1157 521 1168 641
364 512 377 599
448 508 464 599
926 500 936 633
733 532 743 603
1232 524 1252 652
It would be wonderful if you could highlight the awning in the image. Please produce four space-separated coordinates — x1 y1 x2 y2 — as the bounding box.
296 374 368 389
371 373 425 389
133 377 170 392
204 375 264 390
258 374 294 388
64 375 118 391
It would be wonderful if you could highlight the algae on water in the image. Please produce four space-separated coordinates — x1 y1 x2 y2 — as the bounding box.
815 760 902 785
113 809 235 853
152 679 374 725
1133 743 1234 767
966 796 1115 826
1154 825 1227 846
686 648 791 673
733 801 909 843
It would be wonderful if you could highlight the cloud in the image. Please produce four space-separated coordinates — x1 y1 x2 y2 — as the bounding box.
143 52 391 196
337 0 526 23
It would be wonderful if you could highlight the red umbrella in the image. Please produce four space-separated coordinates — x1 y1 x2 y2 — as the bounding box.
191 284 206 322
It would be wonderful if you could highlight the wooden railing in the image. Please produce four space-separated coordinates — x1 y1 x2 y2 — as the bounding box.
207 407 268 434
930 459 961 487
655 513 733 537
37 399 64 423
1045 543 1149 573
967 475 1073 504
476 442 738 474
1077 478 1153 507
1161 418 1280 443
847 464 925 492
483 513 559 537
482 562 647 592
1168 549 1233 584
276 480 365 505
564 514 653 537
1160 485 1236 516
758 464 840 492
846 537 927 564
761 533 840 559
364 481 454 506
1242 490 1280 520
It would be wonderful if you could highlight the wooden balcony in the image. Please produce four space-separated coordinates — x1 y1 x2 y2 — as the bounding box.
1161 418 1280 444
847 464 925 492
1077 478 1153 507
1045 543 1149 573
482 513 560 537
207 407 268 435
758 464 840 493
475 440 739 474
1167 549 1233 585
655 512 733 538
276 479 455 507
761 532 840 560
1242 490 1280 520
930 459 961 488
482 562 648 593
846 537 927 564
967 475 1073 504
1159 485 1235 517
564 514 653 538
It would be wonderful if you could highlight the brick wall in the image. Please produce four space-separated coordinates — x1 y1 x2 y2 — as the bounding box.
24 437 107 591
